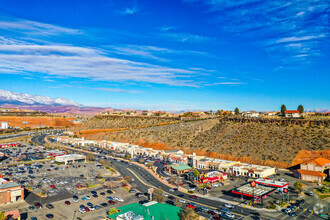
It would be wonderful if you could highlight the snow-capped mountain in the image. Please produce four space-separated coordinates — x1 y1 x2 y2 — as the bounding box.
0 89 80 106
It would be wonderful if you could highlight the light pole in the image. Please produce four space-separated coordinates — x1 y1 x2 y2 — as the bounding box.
72 210 76 220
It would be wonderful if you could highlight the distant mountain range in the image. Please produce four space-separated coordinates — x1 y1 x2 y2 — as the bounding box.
0 89 115 115
0 89 80 106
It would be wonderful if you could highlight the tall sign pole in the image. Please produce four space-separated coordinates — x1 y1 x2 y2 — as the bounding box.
283 188 288 202
251 181 256 207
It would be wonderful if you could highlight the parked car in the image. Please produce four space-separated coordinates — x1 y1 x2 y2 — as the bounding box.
34 202 42 208
64 201 71 205
45 214 54 219
100 203 108 207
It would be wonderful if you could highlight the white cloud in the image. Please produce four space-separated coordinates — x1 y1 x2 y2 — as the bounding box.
183 0 329 63
0 19 81 36
0 38 201 87
121 7 139 15
275 35 325 43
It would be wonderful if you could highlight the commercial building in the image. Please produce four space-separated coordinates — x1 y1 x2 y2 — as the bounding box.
0 178 24 205
231 163 276 178
193 156 239 172
293 157 330 183
165 163 192 175
1 122 8 129
55 154 86 165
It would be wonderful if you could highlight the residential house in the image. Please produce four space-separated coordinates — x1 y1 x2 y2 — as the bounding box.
268 111 280 116
285 110 301 118
242 111 260 118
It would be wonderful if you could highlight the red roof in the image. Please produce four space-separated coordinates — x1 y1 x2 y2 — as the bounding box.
296 169 327 177
302 157 330 167
285 110 300 113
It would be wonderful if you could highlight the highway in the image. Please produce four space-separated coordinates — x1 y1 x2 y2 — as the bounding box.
31 134 285 220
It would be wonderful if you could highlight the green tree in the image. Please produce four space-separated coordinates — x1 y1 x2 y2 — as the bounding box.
153 188 166 203
234 107 240 115
297 105 304 114
146 161 154 169
108 208 119 215
294 181 303 192
281 104 287 116
0 211 6 220
192 169 200 183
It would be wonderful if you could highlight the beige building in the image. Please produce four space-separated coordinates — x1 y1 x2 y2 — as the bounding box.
293 157 330 183
231 163 276 178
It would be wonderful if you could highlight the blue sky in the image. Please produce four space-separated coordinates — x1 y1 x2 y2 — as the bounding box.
0 0 329 111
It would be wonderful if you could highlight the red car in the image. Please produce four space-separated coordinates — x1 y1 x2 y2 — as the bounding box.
189 195 199 199
64 201 71 205
108 200 115 204
206 186 212 190
84 207 90 212
49 185 56 188
187 204 195 209
122 184 128 187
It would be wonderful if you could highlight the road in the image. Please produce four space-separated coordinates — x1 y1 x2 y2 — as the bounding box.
31 134 293 220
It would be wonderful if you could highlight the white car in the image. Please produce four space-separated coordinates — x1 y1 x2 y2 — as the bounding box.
73 198 78 203
116 197 124 202
179 199 187 203
226 213 235 218
169 188 175 192
86 196 91 200
162 193 169 197
89 206 95 211
79 208 86 213
224 204 234 208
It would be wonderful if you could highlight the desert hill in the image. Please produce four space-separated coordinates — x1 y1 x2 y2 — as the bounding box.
74 116 330 167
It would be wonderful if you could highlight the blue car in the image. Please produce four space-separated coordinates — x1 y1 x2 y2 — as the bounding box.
288 212 296 216
31 217 37 220
106 196 113 200
81 197 87 201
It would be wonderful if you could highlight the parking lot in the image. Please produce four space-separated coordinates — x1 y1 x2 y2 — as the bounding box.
21 187 140 220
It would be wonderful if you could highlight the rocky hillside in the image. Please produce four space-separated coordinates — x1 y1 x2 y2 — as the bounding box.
76 117 330 167
73 115 181 131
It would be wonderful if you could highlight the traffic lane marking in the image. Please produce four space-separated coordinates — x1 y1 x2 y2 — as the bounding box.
125 167 245 218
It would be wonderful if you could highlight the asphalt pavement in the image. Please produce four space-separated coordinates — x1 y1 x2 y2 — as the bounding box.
31 134 307 220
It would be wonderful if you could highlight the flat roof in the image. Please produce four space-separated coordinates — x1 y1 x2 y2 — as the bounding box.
255 178 289 188
232 183 275 198
170 163 192 171
108 202 181 220
55 154 85 159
